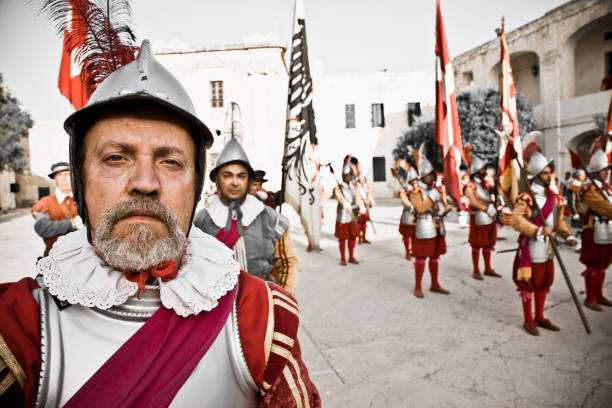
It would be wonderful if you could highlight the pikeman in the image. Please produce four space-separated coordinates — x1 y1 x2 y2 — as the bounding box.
194 139 298 294
511 142 576 336
409 156 450 298
399 167 419 260
463 153 500 280
357 175 375 244
578 148 612 311
334 160 364 265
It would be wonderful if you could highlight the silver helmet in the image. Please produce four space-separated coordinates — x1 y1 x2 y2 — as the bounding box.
63 39 213 240
419 157 435 179
210 138 255 182
469 155 487 175
406 167 419 182
342 162 352 176
587 148 610 173
526 151 554 180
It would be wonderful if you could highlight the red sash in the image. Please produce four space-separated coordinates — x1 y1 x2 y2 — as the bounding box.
215 219 246 249
64 286 237 408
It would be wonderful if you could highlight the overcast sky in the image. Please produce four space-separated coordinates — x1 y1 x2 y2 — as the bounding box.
0 0 567 123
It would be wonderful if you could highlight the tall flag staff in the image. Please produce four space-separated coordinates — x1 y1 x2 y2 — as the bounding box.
496 17 522 208
281 0 322 251
434 0 464 209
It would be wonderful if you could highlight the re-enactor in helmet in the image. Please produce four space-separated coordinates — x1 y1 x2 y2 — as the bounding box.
193 138 298 294
0 40 319 407
510 143 576 336
578 147 612 311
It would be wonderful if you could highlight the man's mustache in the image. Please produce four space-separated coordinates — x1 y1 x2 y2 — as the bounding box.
106 196 175 229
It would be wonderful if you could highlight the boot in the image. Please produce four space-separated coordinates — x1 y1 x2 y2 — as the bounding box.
403 237 411 260
348 239 359 264
429 257 449 294
595 270 612 306
483 247 501 277
521 294 539 336
534 290 559 331
339 240 347 266
414 258 425 298
471 246 483 280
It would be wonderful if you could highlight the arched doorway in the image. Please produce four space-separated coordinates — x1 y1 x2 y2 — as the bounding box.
568 129 601 165
490 51 541 106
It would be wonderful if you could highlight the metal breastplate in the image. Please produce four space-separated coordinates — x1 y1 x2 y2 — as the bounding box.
336 183 356 224
401 207 414 225
528 192 556 263
34 287 258 408
473 181 493 226
592 186 612 244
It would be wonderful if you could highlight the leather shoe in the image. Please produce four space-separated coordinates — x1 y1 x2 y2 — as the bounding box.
348 257 360 264
362 239 371 244
596 297 612 307
472 272 484 280
523 321 540 336
340 259 347 266
414 289 424 298
484 269 502 278
584 301 602 311
430 286 450 295
536 319 560 331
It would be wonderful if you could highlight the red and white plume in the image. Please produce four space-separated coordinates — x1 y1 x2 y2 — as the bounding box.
36 0 138 110
434 0 463 208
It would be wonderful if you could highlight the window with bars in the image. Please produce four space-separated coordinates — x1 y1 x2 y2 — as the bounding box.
371 103 385 128
210 81 224 108
345 104 356 128
407 102 421 126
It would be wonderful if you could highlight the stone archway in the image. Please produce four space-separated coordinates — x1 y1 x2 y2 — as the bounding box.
490 51 541 106
568 129 601 165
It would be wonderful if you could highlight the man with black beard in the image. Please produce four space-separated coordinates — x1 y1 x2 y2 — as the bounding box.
0 41 318 407
193 139 298 294
511 142 576 336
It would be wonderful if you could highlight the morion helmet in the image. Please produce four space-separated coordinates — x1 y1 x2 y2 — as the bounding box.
406 167 419 182
63 39 214 240
469 155 487 175
419 157 435 179
209 138 255 182
587 148 610 173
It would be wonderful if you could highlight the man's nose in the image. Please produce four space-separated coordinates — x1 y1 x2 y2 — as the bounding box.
129 159 160 196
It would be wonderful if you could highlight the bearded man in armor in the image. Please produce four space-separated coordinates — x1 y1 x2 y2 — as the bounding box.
398 167 419 260
578 148 612 311
463 155 501 280
356 175 375 244
0 41 318 407
334 162 364 265
409 158 450 298
511 143 576 336
194 141 298 295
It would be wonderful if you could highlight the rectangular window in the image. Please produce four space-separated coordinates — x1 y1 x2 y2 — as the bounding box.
210 81 224 108
372 156 386 182
407 102 421 126
345 104 356 128
371 103 385 128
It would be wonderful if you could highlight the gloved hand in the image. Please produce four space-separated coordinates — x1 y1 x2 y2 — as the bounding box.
572 214 580 221
566 236 577 246
256 190 269 201
71 215 84 230
486 204 497 218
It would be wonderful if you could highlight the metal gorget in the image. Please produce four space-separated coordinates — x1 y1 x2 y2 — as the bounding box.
34 286 258 408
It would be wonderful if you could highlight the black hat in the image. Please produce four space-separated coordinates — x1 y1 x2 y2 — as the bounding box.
253 170 268 183
48 162 70 179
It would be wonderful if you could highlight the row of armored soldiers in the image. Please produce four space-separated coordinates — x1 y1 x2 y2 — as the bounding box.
334 141 612 336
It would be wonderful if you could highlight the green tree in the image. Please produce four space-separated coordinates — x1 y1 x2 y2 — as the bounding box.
393 86 536 168
0 74 32 172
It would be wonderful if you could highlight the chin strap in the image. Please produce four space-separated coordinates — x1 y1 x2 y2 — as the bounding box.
224 199 244 236
124 259 178 298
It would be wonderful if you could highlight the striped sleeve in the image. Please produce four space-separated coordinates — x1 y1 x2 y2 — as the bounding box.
258 284 320 408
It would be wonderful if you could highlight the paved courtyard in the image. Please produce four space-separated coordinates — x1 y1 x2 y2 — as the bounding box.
1 201 611 407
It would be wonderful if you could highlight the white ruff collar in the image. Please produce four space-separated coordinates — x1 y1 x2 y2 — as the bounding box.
38 228 240 317
205 193 265 228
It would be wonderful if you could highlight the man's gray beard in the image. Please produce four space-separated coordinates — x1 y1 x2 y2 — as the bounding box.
93 196 186 272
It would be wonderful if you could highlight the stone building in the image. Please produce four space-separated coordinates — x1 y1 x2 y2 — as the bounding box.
452 0 612 173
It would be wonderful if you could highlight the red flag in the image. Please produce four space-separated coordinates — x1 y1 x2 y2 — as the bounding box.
607 91 612 136
497 19 522 207
58 2 88 110
434 0 463 209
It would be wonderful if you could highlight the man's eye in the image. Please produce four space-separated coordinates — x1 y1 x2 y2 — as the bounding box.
105 155 124 162
164 159 181 166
